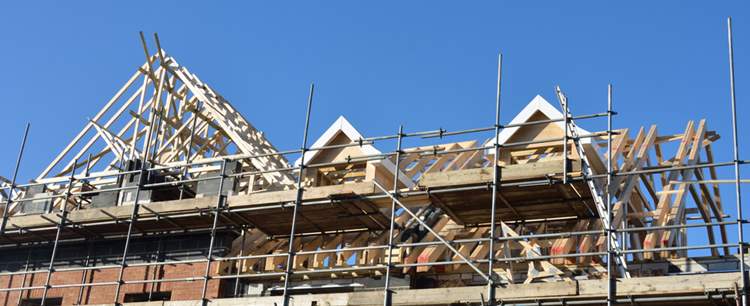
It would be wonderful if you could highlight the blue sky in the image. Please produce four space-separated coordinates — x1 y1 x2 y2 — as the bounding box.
0 2 748 254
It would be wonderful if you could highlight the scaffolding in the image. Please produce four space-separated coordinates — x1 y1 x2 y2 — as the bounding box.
0 19 746 306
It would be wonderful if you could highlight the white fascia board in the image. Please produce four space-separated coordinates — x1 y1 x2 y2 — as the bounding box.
485 95 592 148
295 116 414 188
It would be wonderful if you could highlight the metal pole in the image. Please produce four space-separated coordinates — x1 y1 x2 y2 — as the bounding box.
233 226 247 297
113 40 160 302
77 154 93 211
16 248 31 306
76 242 93 305
383 125 404 306
373 181 489 280
282 83 315 306
606 84 615 306
1 123 30 235
727 16 747 305
556 86 629 278
200 159 228 305
149 236 163 300
613 84 628 279
40 157 79 306
487 52 503 305
113 162 149 305
616 89 630 266
562 89 569 185
142 69 166 163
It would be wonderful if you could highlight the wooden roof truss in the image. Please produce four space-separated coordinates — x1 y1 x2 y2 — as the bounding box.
214 118 727 282
34 50 295 192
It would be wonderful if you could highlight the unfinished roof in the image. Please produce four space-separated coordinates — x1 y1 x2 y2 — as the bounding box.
485 94 591 148
36 50 295 189
0 35 741 306
297 115 414 188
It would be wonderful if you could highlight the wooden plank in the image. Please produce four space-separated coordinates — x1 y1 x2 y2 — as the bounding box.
185 272 739 305
295 236 324 269
313 235 344 268
338 232 370 266
169 64 297 187
429 194 464 225
402 216 451 272
550 219 589 265
658 120 707 256
451 227 489 270
39 68 145 179
419 159 581 188
595 126 657 248
643 121 696 259
693 168 730 256
687 185 719 257
416 230 457 272
500 222 563 281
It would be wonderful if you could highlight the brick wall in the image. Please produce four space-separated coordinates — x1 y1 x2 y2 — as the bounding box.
0 262 223 306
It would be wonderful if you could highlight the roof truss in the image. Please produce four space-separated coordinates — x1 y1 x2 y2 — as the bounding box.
37 50 295 189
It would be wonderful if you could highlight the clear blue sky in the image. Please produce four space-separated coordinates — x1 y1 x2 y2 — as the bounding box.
0 2 748 253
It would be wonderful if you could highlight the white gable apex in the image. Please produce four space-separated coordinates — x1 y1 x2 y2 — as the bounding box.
485 95 592 147
295 116 379 166
296 116 414 188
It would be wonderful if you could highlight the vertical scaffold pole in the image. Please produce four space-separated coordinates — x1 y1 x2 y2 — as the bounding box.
619 85 627 259
40 158 79 306
77 154 92 211
113 162 148 305
0 123 30 236
200 159 228 305
282 83 315 306
233 225 248 297
727 16 747 305
115 52 161 303
487 52 503 305
17 249 31 306
383 125 404 306
149 237 164 300
607 84 615 306
562 88 569 185
76 242 93 305
3 124 30 303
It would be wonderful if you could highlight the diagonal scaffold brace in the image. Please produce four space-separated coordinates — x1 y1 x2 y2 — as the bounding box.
373 180 491 282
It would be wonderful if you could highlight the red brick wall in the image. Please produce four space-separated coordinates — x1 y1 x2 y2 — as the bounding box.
0 262 222 306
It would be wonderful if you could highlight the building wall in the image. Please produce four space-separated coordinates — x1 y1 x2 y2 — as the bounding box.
0 232 236 306
0 262 223 306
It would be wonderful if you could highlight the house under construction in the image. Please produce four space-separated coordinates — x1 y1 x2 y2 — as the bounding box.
0 28 747 306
